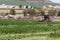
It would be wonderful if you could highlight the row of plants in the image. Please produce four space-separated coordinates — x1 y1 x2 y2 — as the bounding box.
0 19 47 25
0 19 60 34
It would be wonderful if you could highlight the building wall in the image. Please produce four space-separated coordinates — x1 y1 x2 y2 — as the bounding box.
0 9 24 14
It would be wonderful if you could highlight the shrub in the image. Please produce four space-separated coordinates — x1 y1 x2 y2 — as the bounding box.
10 9 16 15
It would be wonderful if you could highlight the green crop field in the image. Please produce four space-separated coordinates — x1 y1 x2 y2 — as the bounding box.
0 19 60 40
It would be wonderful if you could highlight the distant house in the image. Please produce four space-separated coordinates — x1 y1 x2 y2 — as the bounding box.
23 5 33 9
0 4 8 8
0 4 19 9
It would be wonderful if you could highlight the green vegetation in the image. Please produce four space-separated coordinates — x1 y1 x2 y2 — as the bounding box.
0 19 60 34
0 19 60 40
10 9 16 15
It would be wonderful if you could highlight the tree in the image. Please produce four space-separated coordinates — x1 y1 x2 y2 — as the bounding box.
10 9 16 15
19 5 22 8
28 8 35 20
23 5 29 16
34 7 42 16
58 10 60 16
23 9 28 16
40 10 45 16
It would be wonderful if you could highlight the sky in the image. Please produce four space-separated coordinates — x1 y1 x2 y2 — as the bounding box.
50 0 60 3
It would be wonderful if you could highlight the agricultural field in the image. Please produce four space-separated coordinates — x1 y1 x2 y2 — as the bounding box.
0 19 60 40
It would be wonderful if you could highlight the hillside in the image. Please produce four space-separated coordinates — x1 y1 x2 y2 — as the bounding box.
0 0 52 2
0 0 60 6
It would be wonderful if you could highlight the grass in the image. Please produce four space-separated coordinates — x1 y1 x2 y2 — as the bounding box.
0 19 60 40
0 33 60 40
0 19 60 34
0 33 48 40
